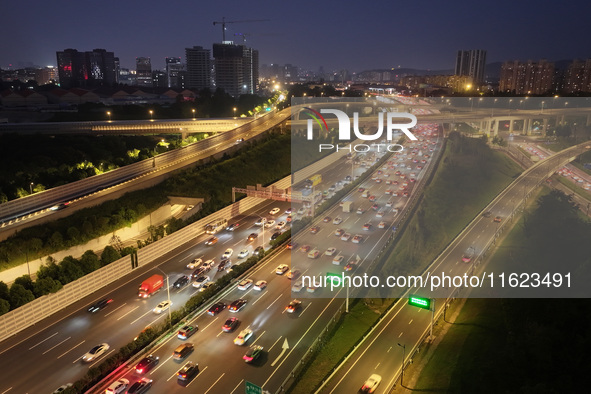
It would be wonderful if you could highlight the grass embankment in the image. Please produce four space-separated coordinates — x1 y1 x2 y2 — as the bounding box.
413 189 591 393
290 132 522 392
383 132 522 279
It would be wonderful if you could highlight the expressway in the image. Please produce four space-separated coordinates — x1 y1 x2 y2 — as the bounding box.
320 143 591 394
0 124 442 394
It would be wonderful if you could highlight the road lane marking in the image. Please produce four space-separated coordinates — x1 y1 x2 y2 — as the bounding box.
167 364 187 382
117 306 139 321
251 290 268 305
104 303 127 317
268 336 282 352
28 332 58 350
1 387 12 394
145 313 166 328
375 362 380 370
387 346 392 353
128 307 152 324
300 302 312 317
186 366 209 387
42 336 71 355
204 372 225 394
57 340 85 359
408 319 413 324
398 332 403 338
270 338 290 367
230 379 244 394
251 331 266 346
88 349 114 368
266 294 282 310
200 317 219 333
150 355 172 374
216 330 224 338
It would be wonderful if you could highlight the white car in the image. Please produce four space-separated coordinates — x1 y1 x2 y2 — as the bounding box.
202 260 215 270
264 220 276 228
269 207 281 215
237 249 249 259
153 300 172 314
200 282 215 292
221 248 233 260
234 329 253 345
360 374 382 393
187 258 202 270
333 255 344 265
254 280 267 290
325 247 337 256
237 279 253 290
341 232 351 242
292 280 304 292
276 264 289 275
105 378 129 394
255 217 267 226
82 343 109 362
332 217 343 225
276 221 287 230
192 276 210 288
297 207 306 215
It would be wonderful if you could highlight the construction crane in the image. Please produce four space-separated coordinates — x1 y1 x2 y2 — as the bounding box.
233 33 251 43
213 17 270 42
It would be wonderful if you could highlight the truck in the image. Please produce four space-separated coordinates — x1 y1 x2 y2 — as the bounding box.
341 201 353 213
138 274 164 298
304 174 322 189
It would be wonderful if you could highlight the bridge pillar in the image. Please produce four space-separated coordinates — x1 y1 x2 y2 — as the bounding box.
587 114 591 126
509 119 514 133
542 118 549 136
493 119 499 137
523 118 531 135
557 115 565 125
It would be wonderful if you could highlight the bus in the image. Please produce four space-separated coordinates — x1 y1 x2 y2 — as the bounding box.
304 174 322 189
205 218 228 234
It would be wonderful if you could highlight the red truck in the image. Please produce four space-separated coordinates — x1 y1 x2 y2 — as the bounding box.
138 274 164 298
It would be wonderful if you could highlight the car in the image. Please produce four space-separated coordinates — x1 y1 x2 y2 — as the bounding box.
494 216 502 222
292 280 304 292
87 298 113 313
352 235 363 244
363 223 372 231
271 231 281 240
371 203 379 211
344 262 357 271
153 300 172 314
234 328 253 345
269 207 281 215
483 211 492 218
385 189 393 195
186 258 202 270
177 325 198 340
325 247 337 256
82 343 109 362
285 299 302 313
287 269 301 280
254 246 264 255
135 355 159 374
221 248 233 260
254 280 267 290
462 249 474 263
308 249 320 259
276 221 287 229
285 207 293 214
333 255 344 265
376 209 386 218
264 220 276 228
299 244 311 253
333 217 343 225
335 228 345 237
276 264 289 275
52 384 73 394
286 241 297 250
226 223 240 231
360 374 382 393
192 275 210 288
201 260 215 271
358 187 365 193
237 249 249 259
105 378 129 394
356 208 365 214
286 214 293 222
243 345 264 363
127 378 152 394
310 226 320 234
297 207 306 215
50 202 69 211
247 232 258 242
255 217 266 226
341 232 351 242
200 282 216 292
361 190 370 198
229 298 248 312
217 260 231 272
173 275 189 288
205 236 218 245
323 216 332 223
237 278 254 290
177 361 199 381
378 221 386 229
208 302 227 316
369 195 377 202
223 317 240 332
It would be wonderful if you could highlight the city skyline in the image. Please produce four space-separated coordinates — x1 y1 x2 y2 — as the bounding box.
1 0 589 73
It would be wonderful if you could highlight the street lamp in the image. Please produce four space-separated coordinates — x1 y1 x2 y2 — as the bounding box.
149 110 153 120
192 108 196 119
106 111 111 122
398 342 406 387
155 267 172 324
233 107 237 118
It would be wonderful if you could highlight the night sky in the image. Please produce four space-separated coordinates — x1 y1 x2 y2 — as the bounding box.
1 0 589 72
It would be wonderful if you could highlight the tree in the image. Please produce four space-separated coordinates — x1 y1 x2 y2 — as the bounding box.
9 283 35 309
33 277 63 297
100 246 121 265
58 256 84 283
14 275 34 292
66 226 80 243
0 281 9 300
48 231 64 249
79 250 100 274
0 298 10 315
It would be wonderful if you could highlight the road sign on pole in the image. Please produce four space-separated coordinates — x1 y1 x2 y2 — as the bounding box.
408 294 431 310
245 381 263 394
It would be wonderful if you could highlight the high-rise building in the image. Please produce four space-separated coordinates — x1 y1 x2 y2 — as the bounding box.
165 57 184 89
34 67 58 85
56 48 117 88
563 59 591 94
152 70 167 88
212 43 259 97
118 68 136 86
455 49 487 83
185 46 212 91
136 57 153 88
499 59 555 94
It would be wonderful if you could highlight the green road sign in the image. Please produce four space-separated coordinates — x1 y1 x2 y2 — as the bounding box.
408 294 431 310
245 381 262 394
326 272 342 286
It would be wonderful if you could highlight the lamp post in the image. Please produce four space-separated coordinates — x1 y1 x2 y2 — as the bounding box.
29 182 34 194
155 267 172 324
233 107 237 118
106 111 111 122
192 108 196 119
149 110 153 120
398 342 406 387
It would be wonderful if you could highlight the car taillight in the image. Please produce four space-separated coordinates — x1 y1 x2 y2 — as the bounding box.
243 356 252 361
137 368 143 373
